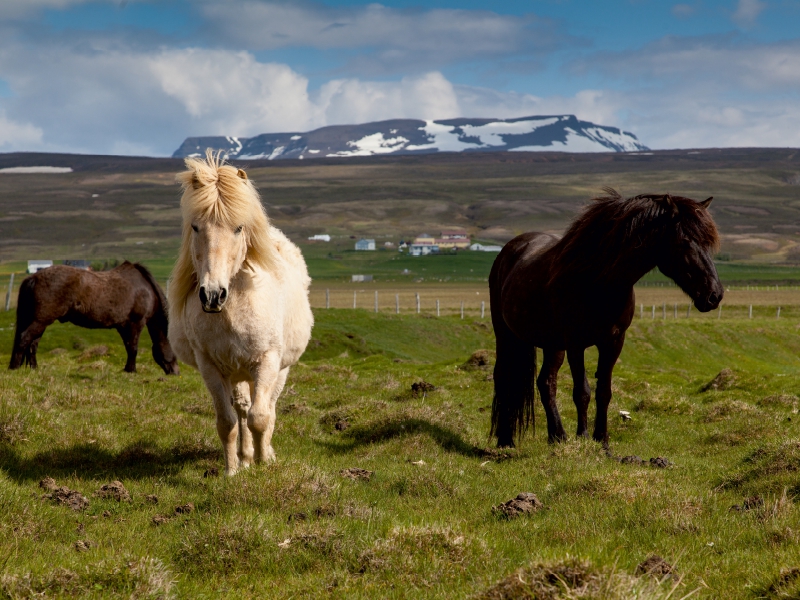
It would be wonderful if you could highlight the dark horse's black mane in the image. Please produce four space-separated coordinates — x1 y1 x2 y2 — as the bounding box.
551 188 720 282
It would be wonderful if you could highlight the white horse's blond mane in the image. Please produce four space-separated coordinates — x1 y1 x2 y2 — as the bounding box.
169 150 276 316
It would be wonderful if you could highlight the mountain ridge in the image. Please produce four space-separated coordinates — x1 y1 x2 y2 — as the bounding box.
173 114 648 160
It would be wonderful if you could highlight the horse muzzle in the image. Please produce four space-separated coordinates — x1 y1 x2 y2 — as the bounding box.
199 286 228 313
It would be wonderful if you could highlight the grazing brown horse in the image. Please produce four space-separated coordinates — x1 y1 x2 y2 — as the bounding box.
9 261 179 375
490 189 722 448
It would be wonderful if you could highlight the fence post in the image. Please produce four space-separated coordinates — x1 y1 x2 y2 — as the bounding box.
651 305 655 319
436 299 440 317
777 306 781 319
674 303 677 319
687 303 691 318
416 293 420 314
460 301 464 319
749 305 753 319
718 305 722 319
374 291 378 313
662 303 666 319
353 291 357 309
4 273 14 312
395 294 399 314
326 288 330 309
481 301 485 319
640 303 643 318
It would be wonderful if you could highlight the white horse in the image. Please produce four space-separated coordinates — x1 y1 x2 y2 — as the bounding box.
168 150 313 475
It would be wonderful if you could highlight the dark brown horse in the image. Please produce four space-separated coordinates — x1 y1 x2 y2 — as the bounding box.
9 261 179 375
490 189 722 448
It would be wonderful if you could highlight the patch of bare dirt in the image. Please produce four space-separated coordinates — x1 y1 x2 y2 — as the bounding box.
478 557 661 600
730 495 765 512
174 503 194 515
701 368 736 392
460 349 494 371
492 492 543 519
152 515 172 525
40 478 89 511
144 494 158 504
340 467 373 481
636 555 675 577
73 540 93 552
411 380 436 397
94 481 130 502
203 467 219 478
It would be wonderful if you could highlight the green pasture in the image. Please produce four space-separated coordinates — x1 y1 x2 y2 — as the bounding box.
3 309 800 598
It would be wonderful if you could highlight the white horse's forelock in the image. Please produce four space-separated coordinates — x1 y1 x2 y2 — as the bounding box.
169 149 276 317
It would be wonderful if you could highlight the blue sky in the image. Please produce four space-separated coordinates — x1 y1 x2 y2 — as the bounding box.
0 0 798 155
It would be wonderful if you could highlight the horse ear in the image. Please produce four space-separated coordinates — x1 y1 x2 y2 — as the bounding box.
191 174 201 190
237 169 248 180
665 195 679 216
700 197 713 208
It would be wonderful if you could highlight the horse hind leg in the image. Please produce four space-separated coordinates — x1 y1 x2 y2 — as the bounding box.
537 349 567 443
9 321 48 370
118 322 144 373
232 381 254 468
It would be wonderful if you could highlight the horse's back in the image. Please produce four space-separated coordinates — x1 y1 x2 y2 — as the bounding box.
490 232 559 295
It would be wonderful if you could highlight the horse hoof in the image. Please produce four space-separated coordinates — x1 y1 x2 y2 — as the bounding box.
256 447 276 464
224 467 239 477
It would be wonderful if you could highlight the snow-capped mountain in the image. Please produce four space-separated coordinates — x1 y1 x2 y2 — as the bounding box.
172 115 648 160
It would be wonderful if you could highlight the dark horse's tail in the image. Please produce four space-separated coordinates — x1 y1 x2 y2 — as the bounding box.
131 262 178 374
131 263 169 336
488 254 538 448
9 276 36 369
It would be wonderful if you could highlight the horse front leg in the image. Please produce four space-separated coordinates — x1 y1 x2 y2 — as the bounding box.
567 348 591 438
537 349 566 443
118 322 144 373
250 354 287 464
197 357 239 475
232 381 254 468
593 333 626 447
9 320 48 369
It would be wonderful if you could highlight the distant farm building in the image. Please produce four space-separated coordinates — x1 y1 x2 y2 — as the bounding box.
438 229 471 250
63 260 91 269
352 274 373 282
470 243 503 252
27 260 53 274
410 230 470 255
308 234 331 242
355 239 375 251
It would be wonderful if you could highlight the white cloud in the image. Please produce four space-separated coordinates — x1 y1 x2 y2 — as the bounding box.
732 0 767 28
149 48 320 135
0 110 43 149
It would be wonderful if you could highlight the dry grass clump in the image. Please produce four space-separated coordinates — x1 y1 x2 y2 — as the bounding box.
476 557 671 600
700 368 736 392
633 392 694 415
0 557 175 599
759 394 799 409
703 399 759 422
0 403 30 445
719 440 800 493
357 526 481 586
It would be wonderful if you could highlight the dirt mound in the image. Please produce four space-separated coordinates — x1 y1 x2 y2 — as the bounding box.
340 467 373 481
478 557 662 600
79 345 109 360
701 368 736 392
174 503 194 515
95 481 130 502
636 555 675 577
40 478 89 511
460 349 494 371
730 495 764 512
492 492 543 519
411 381 436 397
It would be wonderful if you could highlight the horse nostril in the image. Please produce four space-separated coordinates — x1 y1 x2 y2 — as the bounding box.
219 288 228 302
199 286 208 305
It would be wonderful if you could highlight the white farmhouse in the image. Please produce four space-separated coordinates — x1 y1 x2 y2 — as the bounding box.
27 260 53 274
355 239 376 251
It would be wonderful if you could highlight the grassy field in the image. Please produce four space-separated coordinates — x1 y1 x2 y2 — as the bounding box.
3 308 800 598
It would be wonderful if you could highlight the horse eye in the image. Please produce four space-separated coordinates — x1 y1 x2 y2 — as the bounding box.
235 225 243 234
191 224 199 233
